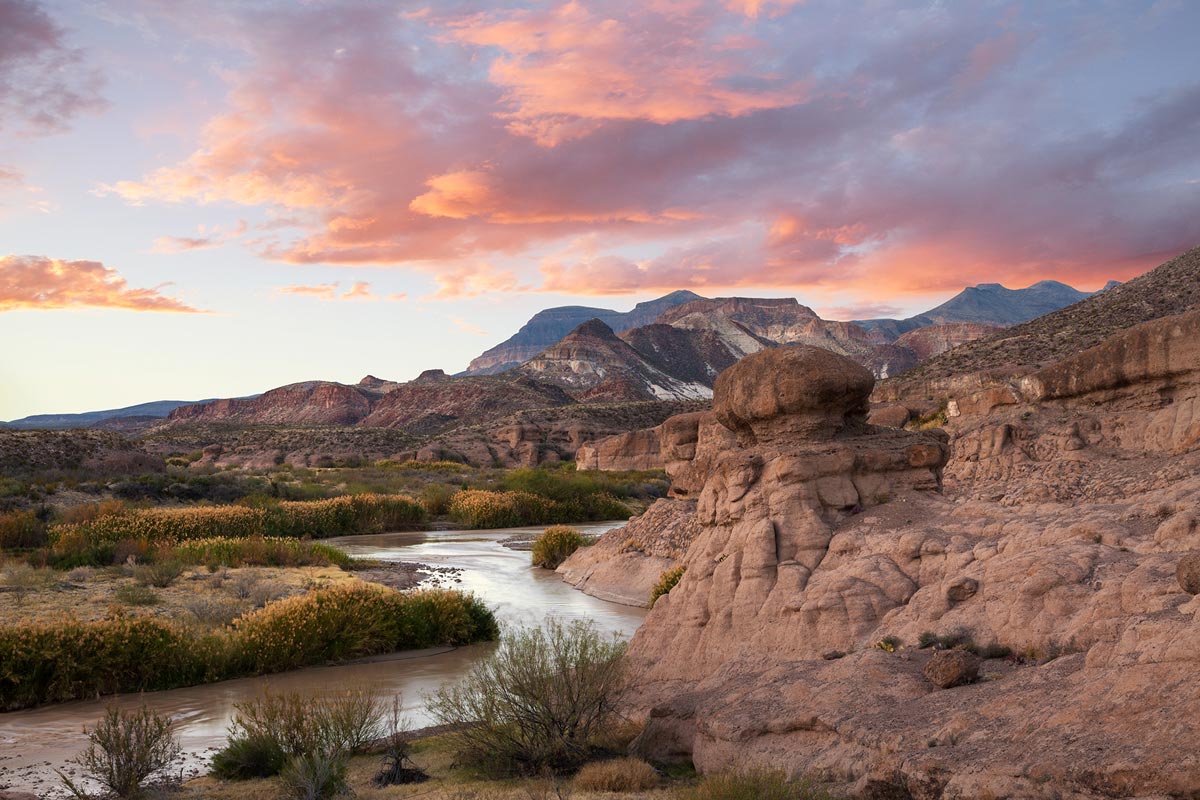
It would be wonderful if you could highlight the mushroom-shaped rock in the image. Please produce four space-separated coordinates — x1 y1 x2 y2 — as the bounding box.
714 345 874 445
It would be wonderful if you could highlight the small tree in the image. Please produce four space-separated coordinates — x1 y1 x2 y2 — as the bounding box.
427 619 628 775
60 706 181 799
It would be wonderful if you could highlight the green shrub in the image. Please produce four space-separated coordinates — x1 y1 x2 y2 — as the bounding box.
684 770 833 800
213 688 385 781
531 526 585 569
208 733 287 780
420 483 456 516
115 584 161 606
279 750 350 800
133 559 184 588
429 619 628 776
574 757 660 791
59 706 181 800
650 565 685 606
171 536 353 569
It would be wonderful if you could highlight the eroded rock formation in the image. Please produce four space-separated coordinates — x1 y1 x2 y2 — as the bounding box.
621 329 1200 799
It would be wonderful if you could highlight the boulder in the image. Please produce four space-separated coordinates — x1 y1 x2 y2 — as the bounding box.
713 345 874 445
923 649 981 688
1177 552 1200 594
868 403 910 428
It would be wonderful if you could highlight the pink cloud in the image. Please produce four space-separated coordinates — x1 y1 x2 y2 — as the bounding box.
275 281 398 302
446 1 808 145
0 254 203 312
100 2 1200 308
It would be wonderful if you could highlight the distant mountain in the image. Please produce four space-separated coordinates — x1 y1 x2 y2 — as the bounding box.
464 290 704 374
855 279 1104 337
881 246 1200 396
1 399 217 430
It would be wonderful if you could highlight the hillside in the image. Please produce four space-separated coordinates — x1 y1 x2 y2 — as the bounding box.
880 246 1200 398
518 319 712 403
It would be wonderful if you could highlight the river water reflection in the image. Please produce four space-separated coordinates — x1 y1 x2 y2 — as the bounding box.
0 521 642 795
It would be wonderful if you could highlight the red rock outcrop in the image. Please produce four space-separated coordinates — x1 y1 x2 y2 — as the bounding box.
622 330 1200 798
168 381 374 426
894 322 1000 360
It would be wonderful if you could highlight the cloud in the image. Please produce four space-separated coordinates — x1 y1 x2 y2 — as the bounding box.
819 302 904 321
275 281 396 302
0 254 203 312
151 220 249 253
450 316 489 336
445 1 808 145
101 1 1200 305
0 0 105 135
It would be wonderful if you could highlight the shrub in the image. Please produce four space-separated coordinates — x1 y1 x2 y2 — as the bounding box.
279 750 350 800
428 618 628 775
650 565 685 606
1 562 54 605
420 483 457 516
531 526 585 569
133 559 184 587
208 733 287 780
59 706 181 799
448 490 559 529
230 584 497 674
46 494 424 554
213 689 385 780
0 586 496 710
684 770 833 800
115 583 160 606
574 757 659 791
0 509 47 549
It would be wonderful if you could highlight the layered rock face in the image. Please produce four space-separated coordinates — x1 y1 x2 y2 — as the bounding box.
624 335 1200 798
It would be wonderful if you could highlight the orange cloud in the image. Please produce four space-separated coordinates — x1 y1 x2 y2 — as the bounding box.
447 2 808 145
724 0 804 18
275 281 394 302
0 254 203 312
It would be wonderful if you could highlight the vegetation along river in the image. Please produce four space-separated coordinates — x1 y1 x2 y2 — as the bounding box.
0 521 642 796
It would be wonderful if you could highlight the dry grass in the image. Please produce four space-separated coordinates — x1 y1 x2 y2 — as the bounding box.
574 758 660 792
180 740 673 800
0 564 352 627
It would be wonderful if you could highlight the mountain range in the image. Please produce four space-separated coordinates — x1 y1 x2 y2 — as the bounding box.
3 276 1115 439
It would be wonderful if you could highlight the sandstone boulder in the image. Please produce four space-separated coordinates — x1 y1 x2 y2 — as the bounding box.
867 403 910 428
923 649 981 688
1177 552 1200 594
714 345 874 445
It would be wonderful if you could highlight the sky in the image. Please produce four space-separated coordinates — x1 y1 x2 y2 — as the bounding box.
1 0 1198 420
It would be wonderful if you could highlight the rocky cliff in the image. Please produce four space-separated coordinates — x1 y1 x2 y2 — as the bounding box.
465 290 703 374
518 319 712 403
618 327 1200 798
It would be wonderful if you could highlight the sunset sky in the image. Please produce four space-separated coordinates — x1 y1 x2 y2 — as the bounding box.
2 0 1198 420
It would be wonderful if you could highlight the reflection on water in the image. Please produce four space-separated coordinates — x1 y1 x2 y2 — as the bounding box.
0 521 641 794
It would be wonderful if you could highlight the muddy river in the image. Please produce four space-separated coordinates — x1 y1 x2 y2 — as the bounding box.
0 522 643 796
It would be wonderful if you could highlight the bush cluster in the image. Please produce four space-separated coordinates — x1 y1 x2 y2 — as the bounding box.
0 585 496 710
447 489 630 529
683 770 834 800
531 526 586 569
43 495 422 567
171 536 354 570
